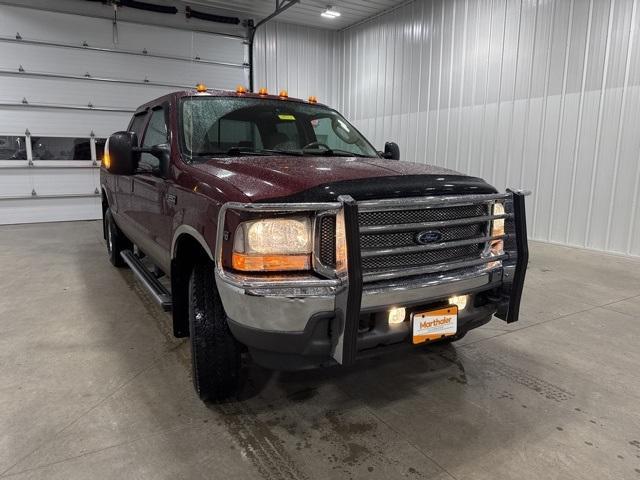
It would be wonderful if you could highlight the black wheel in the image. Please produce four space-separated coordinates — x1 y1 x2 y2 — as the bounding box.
188 261 241 401
105 209 130 267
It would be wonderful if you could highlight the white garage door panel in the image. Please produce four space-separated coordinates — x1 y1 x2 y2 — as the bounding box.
191 32 247 65
0 6 114 46
0 76 175 108
0 44 246 90
0 168 98 196
0 5 246 65
0 4 247 224
0 197 101 224
117 23 246 65
0 107 130 137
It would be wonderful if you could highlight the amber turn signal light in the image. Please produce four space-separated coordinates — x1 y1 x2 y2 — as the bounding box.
102 151 111 169
308 96 318 103
195 83 207 92
258 87 268 95
231 252 310 272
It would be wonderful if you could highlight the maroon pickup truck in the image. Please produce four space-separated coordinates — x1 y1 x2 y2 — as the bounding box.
100 86 529 401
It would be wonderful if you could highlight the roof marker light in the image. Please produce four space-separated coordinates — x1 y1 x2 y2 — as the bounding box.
279 89 288 98
195 83 207 92
236 85 247 94
258 87 268 95
308 96 318 103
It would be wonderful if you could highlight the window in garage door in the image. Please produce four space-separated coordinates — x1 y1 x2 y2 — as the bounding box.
140 107 168 172
0 135 27 160
31 137 93 160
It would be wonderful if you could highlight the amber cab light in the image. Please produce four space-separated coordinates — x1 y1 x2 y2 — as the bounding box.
195 83 207 92
279 89 288 98
308 96 318 103
236 85 247 94
258 87 268 95
232 252 311 272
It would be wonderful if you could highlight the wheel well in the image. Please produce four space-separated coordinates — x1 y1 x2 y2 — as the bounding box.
171 234 212 338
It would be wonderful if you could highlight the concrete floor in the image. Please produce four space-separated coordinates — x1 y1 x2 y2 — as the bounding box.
1 221 640 480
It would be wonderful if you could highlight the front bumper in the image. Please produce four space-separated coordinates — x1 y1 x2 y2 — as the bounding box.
215 191 529 369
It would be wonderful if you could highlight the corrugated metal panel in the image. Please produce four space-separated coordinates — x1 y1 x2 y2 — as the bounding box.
253 22 342 108
339 0 640 257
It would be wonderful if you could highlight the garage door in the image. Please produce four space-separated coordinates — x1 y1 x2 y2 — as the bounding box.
0 4 248 224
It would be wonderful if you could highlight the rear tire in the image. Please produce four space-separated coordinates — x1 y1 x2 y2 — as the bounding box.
105 209 130 268
188 261 241 401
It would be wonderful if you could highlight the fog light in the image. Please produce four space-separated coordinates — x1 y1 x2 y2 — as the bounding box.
388 307 406 324
448 295 468 310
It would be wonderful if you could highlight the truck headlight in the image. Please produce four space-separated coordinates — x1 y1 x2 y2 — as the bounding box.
232 217 312 272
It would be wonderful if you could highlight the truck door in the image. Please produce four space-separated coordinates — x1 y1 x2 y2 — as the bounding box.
129 105 172 268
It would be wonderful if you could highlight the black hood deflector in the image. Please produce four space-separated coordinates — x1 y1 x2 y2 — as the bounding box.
258 174 497 203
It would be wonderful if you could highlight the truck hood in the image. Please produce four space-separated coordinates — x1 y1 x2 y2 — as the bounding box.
190 156 496 202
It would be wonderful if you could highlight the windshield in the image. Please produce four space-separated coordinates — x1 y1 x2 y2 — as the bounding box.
180 96 379 160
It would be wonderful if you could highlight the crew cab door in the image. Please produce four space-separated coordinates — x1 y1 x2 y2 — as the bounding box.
128 105 173 269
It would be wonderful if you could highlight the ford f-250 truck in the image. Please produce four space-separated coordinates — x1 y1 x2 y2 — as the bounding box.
100 85 529 401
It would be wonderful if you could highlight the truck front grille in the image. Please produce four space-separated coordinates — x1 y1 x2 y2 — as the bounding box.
316 197 505 283
362 244 483 272
359 204 487 226
318 215 336 268
357 203 491 282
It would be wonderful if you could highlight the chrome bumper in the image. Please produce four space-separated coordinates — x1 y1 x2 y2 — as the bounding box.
215 265 502 331
215 191 529 366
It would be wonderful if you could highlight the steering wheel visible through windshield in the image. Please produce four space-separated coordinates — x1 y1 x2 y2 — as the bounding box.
180 96 379 160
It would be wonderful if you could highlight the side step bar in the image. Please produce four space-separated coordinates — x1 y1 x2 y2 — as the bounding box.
120 250 173 311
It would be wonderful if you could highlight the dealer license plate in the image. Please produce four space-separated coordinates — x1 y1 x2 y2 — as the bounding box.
412 306 458 344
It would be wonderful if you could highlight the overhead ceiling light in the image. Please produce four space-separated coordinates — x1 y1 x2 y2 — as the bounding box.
321 6 341 18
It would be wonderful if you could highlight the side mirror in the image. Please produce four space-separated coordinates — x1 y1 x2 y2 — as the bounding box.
383 142 400 160
136 143 171 177
104 131 139 175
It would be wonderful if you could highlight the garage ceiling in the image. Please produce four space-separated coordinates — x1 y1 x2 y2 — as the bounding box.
187 0 409 30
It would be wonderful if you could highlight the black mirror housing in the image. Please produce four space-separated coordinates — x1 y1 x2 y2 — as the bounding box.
383 142 400 160
105 131 139 175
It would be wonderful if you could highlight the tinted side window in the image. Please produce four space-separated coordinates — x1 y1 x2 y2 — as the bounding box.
129 113 147 138
140 108 167 170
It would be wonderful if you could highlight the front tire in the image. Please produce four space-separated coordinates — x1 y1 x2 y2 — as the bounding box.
105 209 130 268
188 261 241 401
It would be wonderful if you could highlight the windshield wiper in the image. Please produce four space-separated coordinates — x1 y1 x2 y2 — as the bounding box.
314 148 372 158
190 148 269 157
258 149 305 156
226 147 271 156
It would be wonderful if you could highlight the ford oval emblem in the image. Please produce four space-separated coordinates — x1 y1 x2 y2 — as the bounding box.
415 230 443 244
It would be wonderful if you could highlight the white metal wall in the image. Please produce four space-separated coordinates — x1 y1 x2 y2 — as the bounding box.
0 4 247 224
253 21 343 109
338 0 640 257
